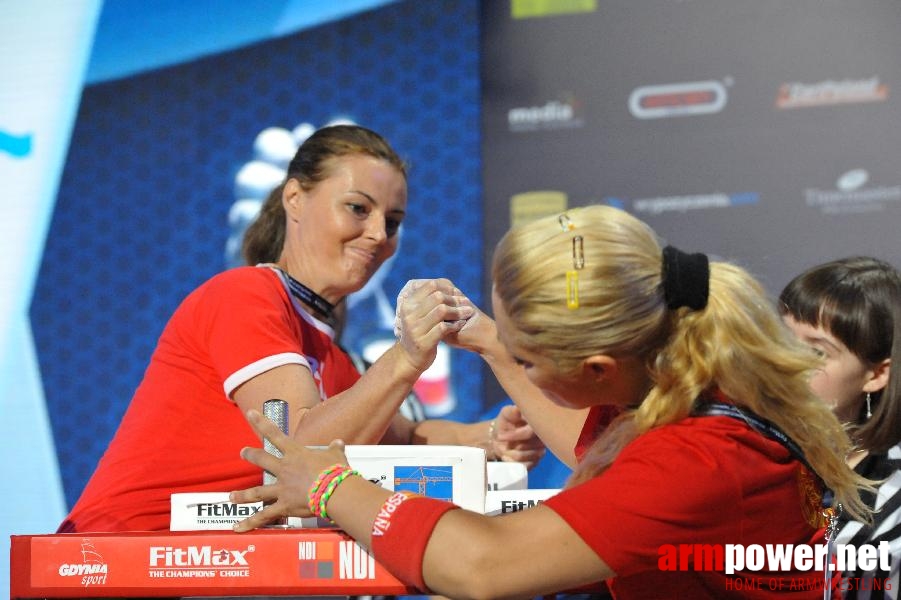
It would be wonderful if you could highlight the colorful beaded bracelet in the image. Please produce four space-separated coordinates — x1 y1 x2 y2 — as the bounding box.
307 464 360 521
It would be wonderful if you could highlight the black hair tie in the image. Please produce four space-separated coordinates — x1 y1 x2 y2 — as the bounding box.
662 245 710 311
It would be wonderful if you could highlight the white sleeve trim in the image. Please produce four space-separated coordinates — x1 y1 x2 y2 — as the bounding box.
223 352 311 398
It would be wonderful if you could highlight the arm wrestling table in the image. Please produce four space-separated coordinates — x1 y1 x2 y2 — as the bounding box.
10 529 415 598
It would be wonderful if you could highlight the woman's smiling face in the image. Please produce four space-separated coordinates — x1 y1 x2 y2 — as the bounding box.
285 154 407 302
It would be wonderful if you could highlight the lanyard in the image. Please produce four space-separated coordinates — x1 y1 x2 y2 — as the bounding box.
274 268 335 321
695 402 814 481
693 401 834 509
694 400 839 600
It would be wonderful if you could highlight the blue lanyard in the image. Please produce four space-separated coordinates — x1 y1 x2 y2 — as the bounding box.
693 401 834 510
695 401 842 600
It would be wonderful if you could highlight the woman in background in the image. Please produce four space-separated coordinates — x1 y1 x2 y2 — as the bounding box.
781 256 901 599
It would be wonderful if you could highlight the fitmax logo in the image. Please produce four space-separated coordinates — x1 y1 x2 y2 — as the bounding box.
500 499 542 513
0 129 33 158
195 502 262 517
149 545 253 567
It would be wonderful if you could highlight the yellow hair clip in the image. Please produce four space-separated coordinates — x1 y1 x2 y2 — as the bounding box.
566 271 580 309
566 234 584 309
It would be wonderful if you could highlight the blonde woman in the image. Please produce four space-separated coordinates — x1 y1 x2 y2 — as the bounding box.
231 206 868 599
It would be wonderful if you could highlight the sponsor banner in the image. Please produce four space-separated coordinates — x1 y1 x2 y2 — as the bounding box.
611 191 759 215
804 169 901 215
507 95 585 132
170 492 266 531
777 77 889 109
628 80 730 120
11 531 412 597
484 489 560 516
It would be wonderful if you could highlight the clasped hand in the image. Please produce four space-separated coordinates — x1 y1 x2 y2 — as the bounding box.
398 279 547 469
394 278 473 372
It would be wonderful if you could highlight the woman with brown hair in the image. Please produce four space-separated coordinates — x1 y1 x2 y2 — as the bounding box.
781 256 901 598
59 125 541 533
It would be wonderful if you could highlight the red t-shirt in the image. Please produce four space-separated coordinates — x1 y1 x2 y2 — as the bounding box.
59 266 360 532
545 415 828 599
574 404 621 461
